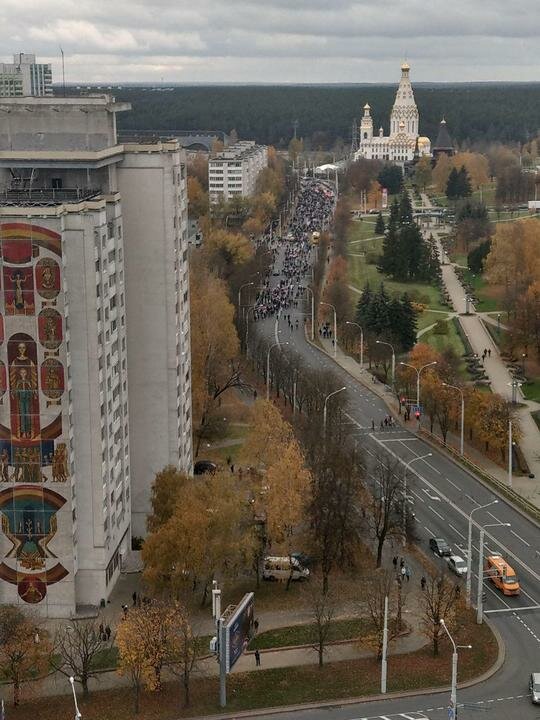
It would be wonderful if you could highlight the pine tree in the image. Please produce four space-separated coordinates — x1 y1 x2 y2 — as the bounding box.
446 167 459 199
398 192 413 224
378 201 399 276
397 294 418 350
375 212 385 235
457 165 472 198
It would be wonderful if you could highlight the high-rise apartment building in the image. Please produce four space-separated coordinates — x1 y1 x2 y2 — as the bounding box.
0 54 52 97
208 141 268 204
0 95 192 617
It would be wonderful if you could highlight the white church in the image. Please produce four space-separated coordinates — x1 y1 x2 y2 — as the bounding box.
354 63 431 165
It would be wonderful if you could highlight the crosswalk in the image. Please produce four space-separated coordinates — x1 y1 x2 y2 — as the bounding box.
356 713 430 720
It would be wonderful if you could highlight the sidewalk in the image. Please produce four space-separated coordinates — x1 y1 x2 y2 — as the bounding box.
426 223 540 488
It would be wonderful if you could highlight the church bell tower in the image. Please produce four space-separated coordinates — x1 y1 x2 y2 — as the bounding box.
390 63 419 139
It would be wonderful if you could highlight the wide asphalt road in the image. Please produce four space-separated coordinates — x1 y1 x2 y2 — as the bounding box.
252 237 540 720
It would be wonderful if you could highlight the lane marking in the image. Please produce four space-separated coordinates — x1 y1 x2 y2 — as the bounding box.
510 529 531 547
368 433 540 585
429 505 445 521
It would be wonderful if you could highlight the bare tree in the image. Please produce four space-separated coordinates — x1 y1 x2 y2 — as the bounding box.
168 613 201 707
420 572 461 656
304 577 338 667
362 569 405 660
51 620 106 698
367 455 404 567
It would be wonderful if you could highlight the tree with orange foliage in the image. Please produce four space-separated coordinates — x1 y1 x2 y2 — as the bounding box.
190 259 248 454
187 176 208 219
323 256 351 327
451 152 489 189
433 154 452 194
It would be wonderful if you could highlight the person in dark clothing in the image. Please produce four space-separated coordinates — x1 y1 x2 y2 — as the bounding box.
254 649 261 667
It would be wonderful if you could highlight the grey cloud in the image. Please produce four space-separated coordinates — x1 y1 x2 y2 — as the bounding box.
1 0 540 82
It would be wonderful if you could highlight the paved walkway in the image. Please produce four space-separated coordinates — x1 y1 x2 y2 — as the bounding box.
418 195 540 488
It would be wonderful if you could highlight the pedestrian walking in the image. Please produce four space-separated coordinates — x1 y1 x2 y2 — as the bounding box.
254 619 259 634
400 557 405 568
254 649 261 667
400 566 406 580
488 348 491 357
421 575 426 591
392 556 398 570
132 591 137 607
405 566 411 582
105 625 111 641
371 419 375 431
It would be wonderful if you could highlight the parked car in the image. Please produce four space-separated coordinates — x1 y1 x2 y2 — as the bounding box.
529 673 540 704
290 551 315 568
447 555 468 577
194 460 217 475
429 537 452 557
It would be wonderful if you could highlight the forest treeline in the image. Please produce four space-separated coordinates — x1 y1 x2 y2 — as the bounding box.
102 83 540 149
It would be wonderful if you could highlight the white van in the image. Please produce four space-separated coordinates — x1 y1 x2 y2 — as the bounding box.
262 556 310 582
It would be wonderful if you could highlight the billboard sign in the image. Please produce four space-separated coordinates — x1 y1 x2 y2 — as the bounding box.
224 592 254 672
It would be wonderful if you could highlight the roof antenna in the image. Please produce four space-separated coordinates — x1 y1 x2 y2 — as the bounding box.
59 46 66 96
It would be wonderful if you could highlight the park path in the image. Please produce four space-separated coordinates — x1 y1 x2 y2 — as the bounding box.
417 193 540 498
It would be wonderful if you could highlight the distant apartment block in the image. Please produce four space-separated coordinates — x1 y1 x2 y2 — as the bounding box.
208 141 268 203
0 54 52 97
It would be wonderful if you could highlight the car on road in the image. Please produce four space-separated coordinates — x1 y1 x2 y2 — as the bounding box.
529 673 540 703
429 537 452 557
446 555 468 577
193 460 217 475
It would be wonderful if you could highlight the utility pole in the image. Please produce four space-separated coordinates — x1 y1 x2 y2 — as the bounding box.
508 420 513 487
292 119 299 140
381 595 388 693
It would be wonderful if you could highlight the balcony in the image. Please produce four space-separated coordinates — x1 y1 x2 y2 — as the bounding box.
0 187 102 207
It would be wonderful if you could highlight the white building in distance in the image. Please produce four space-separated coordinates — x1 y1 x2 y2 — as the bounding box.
0 54 52 97
0 95 192 617
354 63 431 165
208 141 268 204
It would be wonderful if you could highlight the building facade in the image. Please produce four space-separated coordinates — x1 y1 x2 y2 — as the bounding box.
0 95 192 616
0 54 52 97
208 141 268 204
354 64 430 165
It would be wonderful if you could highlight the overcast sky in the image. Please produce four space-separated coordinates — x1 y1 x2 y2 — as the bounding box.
2 0 540 84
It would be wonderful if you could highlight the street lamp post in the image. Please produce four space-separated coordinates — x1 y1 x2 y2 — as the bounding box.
304 286 315 341
319 301 337 358
69 676 82 720
439 619 471 720
443 382 464 456
508 420 513 488
244 304 256 352
237 281 254 320
345 321 364 369
476 522 511 624
465 500 498 608
402 453 432 545
266 340 288 401
400 361 437 406
323 387 346 431
376 340 395 387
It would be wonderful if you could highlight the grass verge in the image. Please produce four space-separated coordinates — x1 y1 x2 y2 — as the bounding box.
8 609 497 720
249 618 372 650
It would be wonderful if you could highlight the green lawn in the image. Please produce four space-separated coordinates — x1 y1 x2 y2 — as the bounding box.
249 618 371 651
348 219 381 243
348 252 447 311
471 184 496 206
416 310 450 332
459 269 501 312
521 380 540 403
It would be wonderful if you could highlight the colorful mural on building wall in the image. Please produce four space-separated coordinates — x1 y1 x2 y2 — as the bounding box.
0 223 69 604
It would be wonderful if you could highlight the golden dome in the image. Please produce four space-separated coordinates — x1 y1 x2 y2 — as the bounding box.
401 62 410 72
418 136 430 147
